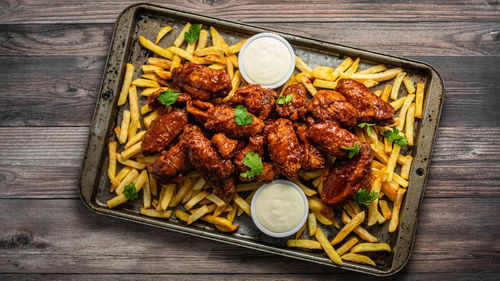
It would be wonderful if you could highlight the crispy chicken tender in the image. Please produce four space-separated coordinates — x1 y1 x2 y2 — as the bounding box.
336 78 395 125
141 109 188 155
264 118 304 179
229 84 278 120
182 124 236 197
306 122 360 158
321 141 372 204
172 62 232 101
296 124 325 171
307 90 358 127
276 84 308 121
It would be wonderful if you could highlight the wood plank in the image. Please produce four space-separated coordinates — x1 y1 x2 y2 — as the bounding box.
1 22 498 57
1 0 499 24
1 198 498 274
0 127 498 199
0 55 499 127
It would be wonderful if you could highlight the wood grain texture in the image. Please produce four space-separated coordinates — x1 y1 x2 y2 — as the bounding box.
1 0 499 24
1 127 498 199
1 198 499 275
1 55 499 127
1 22 498 57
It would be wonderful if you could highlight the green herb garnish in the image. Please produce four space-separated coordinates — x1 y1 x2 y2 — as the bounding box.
276 94 293 105
240 152 264 178
184 24 201 44
158 89 181 106
358 123 376 138
341 141 360 158
383 127 408 147
353 189 380 206
124 183 138 200
233 105 253 126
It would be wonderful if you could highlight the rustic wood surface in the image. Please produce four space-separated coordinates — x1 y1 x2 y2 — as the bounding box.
1 1 499 280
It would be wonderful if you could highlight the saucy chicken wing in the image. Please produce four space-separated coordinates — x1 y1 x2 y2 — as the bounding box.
306 122 360 158
336 78 395 125
264 118 304 178
307 90 358 127
276 84 308 121
147 88 189 110
148 140 190 184
141 109 188 155
229 84 278 120
233 135 275 182
182 124 236 197
321 141 372 204
211 133 243 159
172 62 232 101
296 124 325 171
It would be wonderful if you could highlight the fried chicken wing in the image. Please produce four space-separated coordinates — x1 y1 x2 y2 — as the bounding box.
276 84 308 121
321 141 372 204
229 84 278 120
306 122 360 158
147 88 189 110
141 109 188 155
187 100 265 138
264 118 304 178
148 140 190 184
211 133 243 159
307 90 358 127
183 124 236 197
233 135 276 182
172 62 232 101
296 124 325 171
336 78 395 125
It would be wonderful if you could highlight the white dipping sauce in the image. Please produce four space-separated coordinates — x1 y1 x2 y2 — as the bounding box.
254 183 305 233
240 37 292 86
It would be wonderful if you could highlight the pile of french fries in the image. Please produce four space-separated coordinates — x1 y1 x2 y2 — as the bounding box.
106 22 424 267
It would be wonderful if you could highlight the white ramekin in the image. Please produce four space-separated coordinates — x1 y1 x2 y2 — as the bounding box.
250 179 309 238
238 33 295 89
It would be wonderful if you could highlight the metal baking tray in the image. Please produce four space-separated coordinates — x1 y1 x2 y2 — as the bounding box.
80 3 443 276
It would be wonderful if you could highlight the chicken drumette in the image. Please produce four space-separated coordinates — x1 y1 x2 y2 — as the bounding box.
228 84 278 120
306 122 361 158
141 109 188 155
233 135 275 182
148 139 190 184
296 124 325 171
276 84 308 121
307 90 358 127
211 133 244 159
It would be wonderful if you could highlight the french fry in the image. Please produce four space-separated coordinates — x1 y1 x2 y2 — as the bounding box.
334 57 354 79
108 142 117 181
107 170 147 208
140 208 172 219
368 177 382 226
381 181 398 202
111 166 131 190
207 193 226 207
131 78 160 88
168 46 194 62
140 104 152 115
117 63 134 106
214 197 232 217
128 86 140 139
233 194 251 216
155 70 172 80
148 57 172 69
294 56 312 75
295 222 306 239
316 228 342 265
196 30 208 50
390 97 406 111
279 74 296 95
341 211 378 242
313 79 338 90
341 253 376 266
384 137 392 154
149 172 157 196
385 144 401 182
390 72 407 100
401 156 413 180
188 204 209 225
314 211 334 226
406 103 415 146
114 126 120 138
142 65 163 74
155 26 173 44
331 211 365 245
372 160 385 170
346 67 403 83
140 87 160 97
226 57 234 79
311 66 336 81
396 94 415 131
373 90 382 97
379 200 392 219
227 201 238 222
344 57 360 75
192 177 206 191
174 23 192 47
389 188 406 232
392 173 409 188
208 63 225 70
118 110 130 144
415 83 424 118
175 209 190 222
308 213 317 236
190 204 216 214
363 80 379 88
349 201 362 215
228 38 248 54
236 182 263 192
169 177 192 207
381 84 392 102
308 197 335 219
403 76 416 94
299 169 324 181
151 199 159 209
139 36 174 59
336 236 359 256
185 190 209 210
215 223 240 232
143 174 151 208
194 46 224 57
202 215 235 229
312 176 322 189
121 141 142 160
144 109 161 129
186 38 197 54
160 183 176 211
357 64 386 74
287 239 322 250
209 27 223 47
371 143 389 164
299 74 317 95
170 55 181 73
223 70 242 101
350 242 391 254
343 204 355 218
291 179 317 196
140 73 160 81
117 154 147 170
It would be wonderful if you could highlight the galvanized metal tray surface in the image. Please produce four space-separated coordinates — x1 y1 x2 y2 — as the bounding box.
80 3 444 276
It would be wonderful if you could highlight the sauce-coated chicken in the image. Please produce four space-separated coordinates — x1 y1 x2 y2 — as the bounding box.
233 135 275 182
321 141 372 204
307 90 358 127
276 84 308 121
172 62 232 101
296 124 325 171
306 122 360 158
148 140 190 184
336 78 394 125
211 133 243 159
141 109 188 155
264 118 304 179
229 84 278 120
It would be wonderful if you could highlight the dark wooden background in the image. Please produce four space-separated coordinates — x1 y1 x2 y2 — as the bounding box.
1 1 499 280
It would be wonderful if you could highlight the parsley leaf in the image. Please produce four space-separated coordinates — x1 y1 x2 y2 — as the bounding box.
233 105 253 126
383 128 408 147
353 189 380 206
341 141 360 158
358 123 376 138
240 152 264 178
184 24 201 44
124 183 138 200
276 94 293 105
158 89 181 106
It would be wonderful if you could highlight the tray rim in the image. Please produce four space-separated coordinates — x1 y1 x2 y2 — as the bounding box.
79 2 444 277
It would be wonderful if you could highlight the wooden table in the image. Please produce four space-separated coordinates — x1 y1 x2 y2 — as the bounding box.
1 1 499 280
